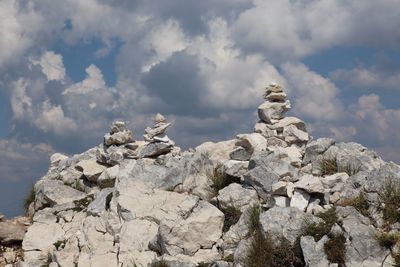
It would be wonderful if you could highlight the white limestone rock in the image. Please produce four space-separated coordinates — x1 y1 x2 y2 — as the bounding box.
217 183 259 212
97 165 119 188
235 133 268 153
257 100 291 123
294 174 325 194
75 160 106 182
119 219 158 267
195 140 236 164
300 236 330 267
290 189 310 211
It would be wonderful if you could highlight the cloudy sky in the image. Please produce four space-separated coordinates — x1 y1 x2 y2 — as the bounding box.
1 0 400 217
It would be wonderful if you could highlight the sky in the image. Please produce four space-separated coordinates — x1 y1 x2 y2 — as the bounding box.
1 0 400 218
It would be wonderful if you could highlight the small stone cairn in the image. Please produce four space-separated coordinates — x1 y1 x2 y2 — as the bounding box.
143 113 175 146
230 83 310 161
257 82 291 123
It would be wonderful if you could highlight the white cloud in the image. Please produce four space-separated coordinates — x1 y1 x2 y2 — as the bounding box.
230 0 400 61
34 100 77 134
331 65 400 90
31 51 66 82
281 62 345 121
63 64 106 94
0 139 54 182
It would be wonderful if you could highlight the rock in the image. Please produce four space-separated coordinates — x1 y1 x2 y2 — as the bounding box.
254 122 277 138
294 174 325 194
259 207 321 243
283 124 309 144
75 160 106 182
229 147 252 161
50 153 69 168
110 120 128 134
336 206 388 266
196 140 236 164
0 213 4 221
116 180 224 256
0 220 28 244
104 130 133 146
264 82 284 94
119 219 158 266
217 183 259 212
300 236 330 267
323 142 383 173
34 180 87 209
303 138 335 164
268 116 307 132
265 91 287 102
257 101 291 123
235 133 268 153
274 146 303 167
274 196 290 207
139 142 173 158
143 123 171 141
321 172 349 192
223 160 249 178
87 188 114 216
118 156 184 191
22 221 64 251
290 189 310 211
97 165 119 188
244 150 299 199
271 181 294 197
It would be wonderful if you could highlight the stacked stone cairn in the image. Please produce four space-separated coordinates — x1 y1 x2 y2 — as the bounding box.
10 82 400 267
140 113 176 158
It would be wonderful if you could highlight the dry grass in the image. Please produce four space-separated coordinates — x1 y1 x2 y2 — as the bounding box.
221 205 242 232
339 192 370 217
319 156 338 176
378 178 400 224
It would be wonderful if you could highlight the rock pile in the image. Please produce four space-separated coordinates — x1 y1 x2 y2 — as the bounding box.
0 215 29 266
5 84 400 267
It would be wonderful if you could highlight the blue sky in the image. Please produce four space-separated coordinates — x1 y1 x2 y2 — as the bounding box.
1 0 400 217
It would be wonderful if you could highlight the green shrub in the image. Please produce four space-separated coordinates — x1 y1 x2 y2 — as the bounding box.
221 205 242 232
319 156 338 176
324 233 346 265
378 178 400 224
23 185 36 214
339 192 370 217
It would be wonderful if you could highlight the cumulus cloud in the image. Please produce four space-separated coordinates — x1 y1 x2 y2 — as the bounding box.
281 62 345 122
63 64 106 94
31 51 66 82
231 0 400 61
331 64 400 90
0 139 54 182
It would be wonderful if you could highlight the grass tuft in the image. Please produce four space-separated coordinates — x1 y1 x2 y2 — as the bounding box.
246 204 261 234
324 233 346 265
378 178 400 224
375 231 400 249
221 205 242 232
318 156 338 176
23 185 36 214
340 162 361 176
339 192 370 217
301 208 339 242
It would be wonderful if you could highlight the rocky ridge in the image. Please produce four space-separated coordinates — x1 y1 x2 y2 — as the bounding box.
1 83 400 267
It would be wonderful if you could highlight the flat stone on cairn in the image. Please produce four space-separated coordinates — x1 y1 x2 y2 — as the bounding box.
258 83 291 123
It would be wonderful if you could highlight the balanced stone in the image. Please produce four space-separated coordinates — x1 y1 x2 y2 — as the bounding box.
258 83 291 123
104 121 133 146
